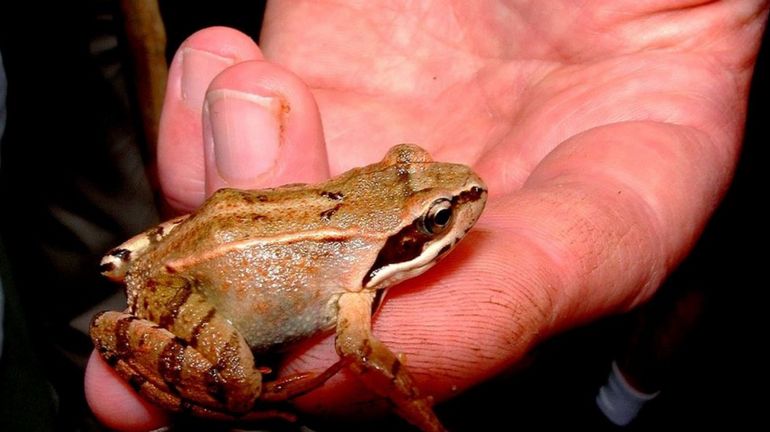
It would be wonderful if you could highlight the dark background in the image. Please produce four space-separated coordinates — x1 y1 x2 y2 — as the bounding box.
0 2 766 431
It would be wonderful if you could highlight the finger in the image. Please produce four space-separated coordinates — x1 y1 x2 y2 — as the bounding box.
85 350 169 431
158 26 263 212
202 60 329 195
278 217 542 417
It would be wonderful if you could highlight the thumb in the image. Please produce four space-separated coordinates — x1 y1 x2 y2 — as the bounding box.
203 60 328 195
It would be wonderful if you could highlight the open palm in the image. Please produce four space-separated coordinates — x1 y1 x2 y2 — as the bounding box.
86 1 768 430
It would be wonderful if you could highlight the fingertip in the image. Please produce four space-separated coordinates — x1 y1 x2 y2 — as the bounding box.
181 26 264 61
202 60 329 193
172 27 264 110
85 351 169 431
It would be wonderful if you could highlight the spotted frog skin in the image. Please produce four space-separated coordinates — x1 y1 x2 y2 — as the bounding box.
90 144 487 431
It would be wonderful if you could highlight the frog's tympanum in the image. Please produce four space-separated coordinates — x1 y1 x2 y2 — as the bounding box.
91 144 487 431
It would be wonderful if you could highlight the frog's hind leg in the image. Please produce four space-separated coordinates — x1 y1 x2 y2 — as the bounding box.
125 272 267 413
91 310 293 421
136 270 281 409
335 292 446 432
92 268 343 419
100 215 190 281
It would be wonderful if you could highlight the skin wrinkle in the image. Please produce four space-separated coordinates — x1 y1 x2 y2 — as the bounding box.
380 326 515 384
366 2 499 60
569 183 663 305
455 219 562 333
483 247 557 334
540 2 737 60
639 2 765 57
389 310 522 350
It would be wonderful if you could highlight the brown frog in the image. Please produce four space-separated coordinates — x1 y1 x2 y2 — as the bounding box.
91 144 487 431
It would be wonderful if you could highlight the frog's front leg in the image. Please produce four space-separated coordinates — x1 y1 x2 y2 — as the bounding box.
335 292 446 432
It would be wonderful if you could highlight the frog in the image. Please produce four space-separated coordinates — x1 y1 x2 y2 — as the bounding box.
90 143 487 432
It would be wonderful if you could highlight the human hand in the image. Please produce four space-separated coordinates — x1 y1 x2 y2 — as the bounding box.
85 1 768 430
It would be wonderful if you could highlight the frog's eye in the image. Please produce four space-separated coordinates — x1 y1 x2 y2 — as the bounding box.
419 198 453 235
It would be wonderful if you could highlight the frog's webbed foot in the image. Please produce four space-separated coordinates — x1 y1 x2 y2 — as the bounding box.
335 293 446 432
